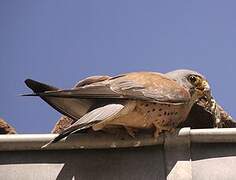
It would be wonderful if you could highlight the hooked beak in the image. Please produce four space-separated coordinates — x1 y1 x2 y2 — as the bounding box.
202 80 210 91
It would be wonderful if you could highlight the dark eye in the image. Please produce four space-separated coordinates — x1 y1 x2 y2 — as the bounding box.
189 75 197 83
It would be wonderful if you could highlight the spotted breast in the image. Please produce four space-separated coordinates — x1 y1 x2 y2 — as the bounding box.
92 100 192 137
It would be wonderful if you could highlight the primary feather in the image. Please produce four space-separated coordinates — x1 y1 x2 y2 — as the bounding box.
41 104 124 148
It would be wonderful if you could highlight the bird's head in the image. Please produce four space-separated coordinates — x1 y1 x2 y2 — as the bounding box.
165 69 212 104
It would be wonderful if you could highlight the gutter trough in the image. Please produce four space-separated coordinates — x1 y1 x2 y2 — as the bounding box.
0 127 236 180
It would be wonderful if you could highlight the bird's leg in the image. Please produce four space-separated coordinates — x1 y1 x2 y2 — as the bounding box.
152 122 162 138
153 122 177 138
154 129 161 138
160 126 176 135
101 126 124 135
166 127 176 134
124 127 137 138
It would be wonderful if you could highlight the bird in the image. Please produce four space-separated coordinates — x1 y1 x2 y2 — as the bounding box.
23 69 211 148
0 118 16 134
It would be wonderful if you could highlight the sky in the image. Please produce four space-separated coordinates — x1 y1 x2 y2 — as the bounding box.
0 1 236 133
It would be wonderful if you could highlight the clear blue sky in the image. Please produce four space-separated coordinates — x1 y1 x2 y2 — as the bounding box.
1 1 236 133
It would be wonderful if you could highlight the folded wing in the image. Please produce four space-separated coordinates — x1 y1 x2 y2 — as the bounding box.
25 72 190 105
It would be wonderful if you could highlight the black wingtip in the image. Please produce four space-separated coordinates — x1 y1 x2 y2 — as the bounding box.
24 79 58 93
41 135 65 149
41 140 55 149
24 79 34 87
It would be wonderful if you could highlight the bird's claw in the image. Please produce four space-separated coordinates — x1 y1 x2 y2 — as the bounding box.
125 127 137 138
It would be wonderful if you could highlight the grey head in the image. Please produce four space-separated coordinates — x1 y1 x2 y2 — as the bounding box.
165 69 213 109
165 69 209 92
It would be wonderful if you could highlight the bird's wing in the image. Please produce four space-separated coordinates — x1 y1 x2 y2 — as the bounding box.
41 104 124 148
109 72 191 103
26 72 190 104
74 75 111 87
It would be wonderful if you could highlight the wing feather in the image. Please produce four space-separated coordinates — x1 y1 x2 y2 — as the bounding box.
28 72 190 104
41 104 124 148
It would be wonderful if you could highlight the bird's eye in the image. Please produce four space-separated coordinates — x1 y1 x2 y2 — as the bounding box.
188 75 197 84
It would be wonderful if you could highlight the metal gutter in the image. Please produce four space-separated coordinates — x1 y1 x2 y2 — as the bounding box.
0 128 236 151
190 128 236 143
1 127 236 180
0 131 163 151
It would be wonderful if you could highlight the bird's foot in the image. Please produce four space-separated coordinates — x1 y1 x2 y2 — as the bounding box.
153 123 176 138
124 127 137 138
153 126 161 138
154 130 160 138
166 127 176 134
